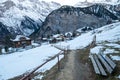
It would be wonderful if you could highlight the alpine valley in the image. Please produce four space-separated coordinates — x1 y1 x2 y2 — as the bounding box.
0 0 120 45
0 0 120 80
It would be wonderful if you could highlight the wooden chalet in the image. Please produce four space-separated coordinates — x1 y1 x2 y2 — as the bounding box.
65 32 73 40
11 35 31 48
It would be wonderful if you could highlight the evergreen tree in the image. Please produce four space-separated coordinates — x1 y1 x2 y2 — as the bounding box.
4 35 13 47
5 46 8 53
57 29 60 34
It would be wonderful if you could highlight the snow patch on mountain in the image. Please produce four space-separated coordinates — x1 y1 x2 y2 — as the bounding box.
0 0 61 36
75 0 120 7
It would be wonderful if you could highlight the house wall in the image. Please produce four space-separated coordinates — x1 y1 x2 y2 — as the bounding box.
13 40 31 48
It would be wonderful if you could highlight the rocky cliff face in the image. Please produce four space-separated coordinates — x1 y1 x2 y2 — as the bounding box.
0 22 12 44
106 4 120 18
75 2 120 18
20 16 42 36
0 0 61 37
34 4 118 38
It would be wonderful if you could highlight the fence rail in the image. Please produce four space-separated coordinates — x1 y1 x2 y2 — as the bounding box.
20 50 67 80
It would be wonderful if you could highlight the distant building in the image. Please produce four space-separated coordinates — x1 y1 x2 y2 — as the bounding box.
11 35 31 48
53 34 64 41
41 38 48 42
49 34 64 43
65 32 73 40
49 38 57 43
74 30 81 36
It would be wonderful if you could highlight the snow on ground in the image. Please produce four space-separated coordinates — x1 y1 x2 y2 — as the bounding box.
110 55 120 61
90 46 103 54
56 32 94 50
105 43 120 48
33 54 64 79
89 22 120 54
0 44 61 80
90 47 119 55
117 75 120 79
104 49 119 54
96 22 120 42
56 22 120 50
32 43 40 47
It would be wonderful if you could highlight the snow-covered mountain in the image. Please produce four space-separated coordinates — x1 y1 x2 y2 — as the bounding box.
75 1 120 19
75 0 120 7
33 4 119 38
0 0 61 36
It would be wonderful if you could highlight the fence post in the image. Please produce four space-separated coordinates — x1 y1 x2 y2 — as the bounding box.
64 50 65 59
57 55 60 71
28 75 31 80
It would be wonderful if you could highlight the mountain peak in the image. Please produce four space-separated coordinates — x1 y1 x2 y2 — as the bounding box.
75 0 120 7
0 0 61 37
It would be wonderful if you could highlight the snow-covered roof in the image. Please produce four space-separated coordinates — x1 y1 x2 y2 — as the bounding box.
65 32 73 36
76 28 82 33
53 34 61 38
32 43 40 46
42 38 47 40
56 38 62 40
12 35 30 41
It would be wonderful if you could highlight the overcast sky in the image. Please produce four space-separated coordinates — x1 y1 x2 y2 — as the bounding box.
45 0 102 5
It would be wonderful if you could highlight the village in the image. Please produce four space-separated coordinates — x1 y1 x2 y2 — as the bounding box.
0 30 83 55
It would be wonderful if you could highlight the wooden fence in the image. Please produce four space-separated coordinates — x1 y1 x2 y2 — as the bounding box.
20 46 69 80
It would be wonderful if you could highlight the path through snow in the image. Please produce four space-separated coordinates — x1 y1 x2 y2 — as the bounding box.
56 50 93 80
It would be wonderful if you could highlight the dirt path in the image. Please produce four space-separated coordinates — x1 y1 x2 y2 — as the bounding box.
55 50 93 80
56 50 75 80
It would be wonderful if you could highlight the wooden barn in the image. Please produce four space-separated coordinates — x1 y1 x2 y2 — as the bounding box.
11 35 31 48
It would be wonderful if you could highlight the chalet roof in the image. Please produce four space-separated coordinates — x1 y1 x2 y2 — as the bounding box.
65 32 72 36
11 35 30 41
42 38 47 40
